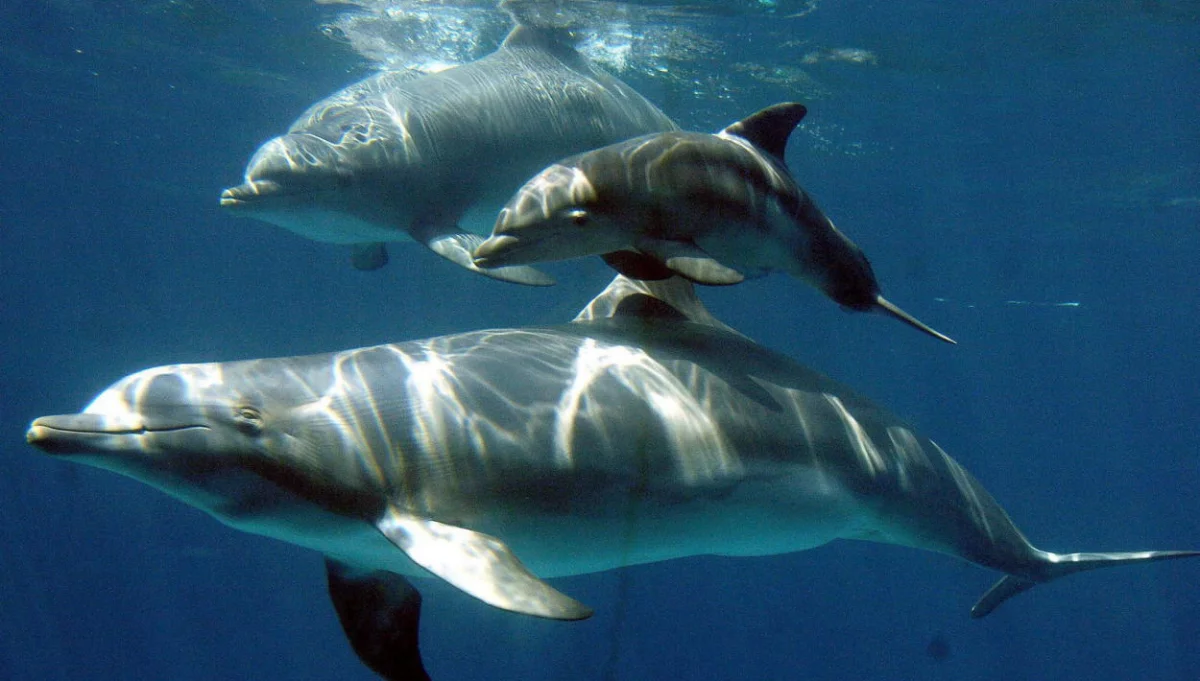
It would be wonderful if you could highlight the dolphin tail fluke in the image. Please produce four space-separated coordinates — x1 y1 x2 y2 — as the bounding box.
326 558 431 681
873 295 957 344
971 549 1200 618
425 232 556 286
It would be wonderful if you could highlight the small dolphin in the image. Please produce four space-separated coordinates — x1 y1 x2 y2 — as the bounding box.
27 276 1195 679
219 25 677 283
473 102 955 343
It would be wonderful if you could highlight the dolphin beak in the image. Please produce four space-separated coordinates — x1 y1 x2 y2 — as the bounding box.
472 235 521 268
218 186 245 207
873 295 957 345
219 181 282 208
27 413 146 454
27 412 210 455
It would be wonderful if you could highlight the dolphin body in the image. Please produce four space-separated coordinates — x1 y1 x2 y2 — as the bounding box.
219 25 677 282
26 276 1195 679
473 102 956 342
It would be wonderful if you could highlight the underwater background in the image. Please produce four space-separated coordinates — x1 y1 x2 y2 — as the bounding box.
1 1 1197 679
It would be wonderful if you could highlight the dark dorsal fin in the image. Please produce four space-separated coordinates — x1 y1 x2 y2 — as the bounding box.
611 294 691 323
326 559 430 681
720 102 808 164
602 251 676 281
350 242 389 271
573 275 745 337
499 24 590 71
501 24 577 53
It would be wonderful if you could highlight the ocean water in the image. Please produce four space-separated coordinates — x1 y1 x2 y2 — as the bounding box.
1 1 1198 679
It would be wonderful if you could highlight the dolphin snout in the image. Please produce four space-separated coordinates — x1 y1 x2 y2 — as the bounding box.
28 413 145 440
28 369 217 456
472 235 521 268
221 133 344 209
219 180 282 208
27 413 148 454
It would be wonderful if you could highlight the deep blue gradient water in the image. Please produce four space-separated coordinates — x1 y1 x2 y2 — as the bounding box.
2 2 1198 679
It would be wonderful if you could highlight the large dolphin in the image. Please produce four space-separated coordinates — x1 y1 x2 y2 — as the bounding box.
26 276 1195 679
473 102 955 342
219 25 677 283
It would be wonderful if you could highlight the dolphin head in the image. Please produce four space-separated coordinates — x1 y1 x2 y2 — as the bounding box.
26 357 379 519
221 133 352 205
473 161 632 269
218 131 404 244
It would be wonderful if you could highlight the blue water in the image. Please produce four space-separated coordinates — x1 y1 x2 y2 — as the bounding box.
1 1 1197 679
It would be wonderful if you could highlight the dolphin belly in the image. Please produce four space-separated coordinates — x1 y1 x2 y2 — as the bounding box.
454 465 867 578
239 204 417 245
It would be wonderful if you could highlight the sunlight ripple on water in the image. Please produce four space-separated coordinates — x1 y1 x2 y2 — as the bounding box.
314 1 859 102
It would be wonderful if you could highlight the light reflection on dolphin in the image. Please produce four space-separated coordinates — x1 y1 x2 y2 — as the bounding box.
219 24 677 282
26 276 1197 679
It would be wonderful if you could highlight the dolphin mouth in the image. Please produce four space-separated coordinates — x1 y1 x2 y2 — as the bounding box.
472 235 527 268
26 414 209 454
219 181 285 208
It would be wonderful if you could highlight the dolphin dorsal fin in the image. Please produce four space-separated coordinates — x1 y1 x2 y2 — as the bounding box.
573 275 742 335
501 24 576 53
720 102 808 164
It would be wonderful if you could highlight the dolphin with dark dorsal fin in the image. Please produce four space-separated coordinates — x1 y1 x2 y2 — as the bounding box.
474 102 955 343
219 25 677 284
27 275 1195 678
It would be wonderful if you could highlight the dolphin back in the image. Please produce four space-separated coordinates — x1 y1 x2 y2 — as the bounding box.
288 25 677 178
395 25 677 166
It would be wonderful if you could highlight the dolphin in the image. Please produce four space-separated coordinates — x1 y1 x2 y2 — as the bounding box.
218 25 677 283
473 102 956 343
26 275 1195 679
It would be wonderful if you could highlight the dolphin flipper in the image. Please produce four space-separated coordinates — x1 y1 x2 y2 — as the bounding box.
351 243 390 271
424 231 556 286
376 507 593 620
635 238 746 285
325 558 430 681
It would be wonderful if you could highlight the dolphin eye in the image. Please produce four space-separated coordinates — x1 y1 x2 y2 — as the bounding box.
234 406 264 435
565 209 589 227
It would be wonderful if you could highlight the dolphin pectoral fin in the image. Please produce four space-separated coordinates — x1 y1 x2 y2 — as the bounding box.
325 558 430 681
423 231 556 286
873 295 957 345
602 250 676 280
376 507 593 620
636 239 745 286
351 243 390 271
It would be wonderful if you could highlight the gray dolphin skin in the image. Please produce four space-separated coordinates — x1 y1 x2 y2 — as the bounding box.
473 102 956 343
26 275 1196 679
218 25 677 283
